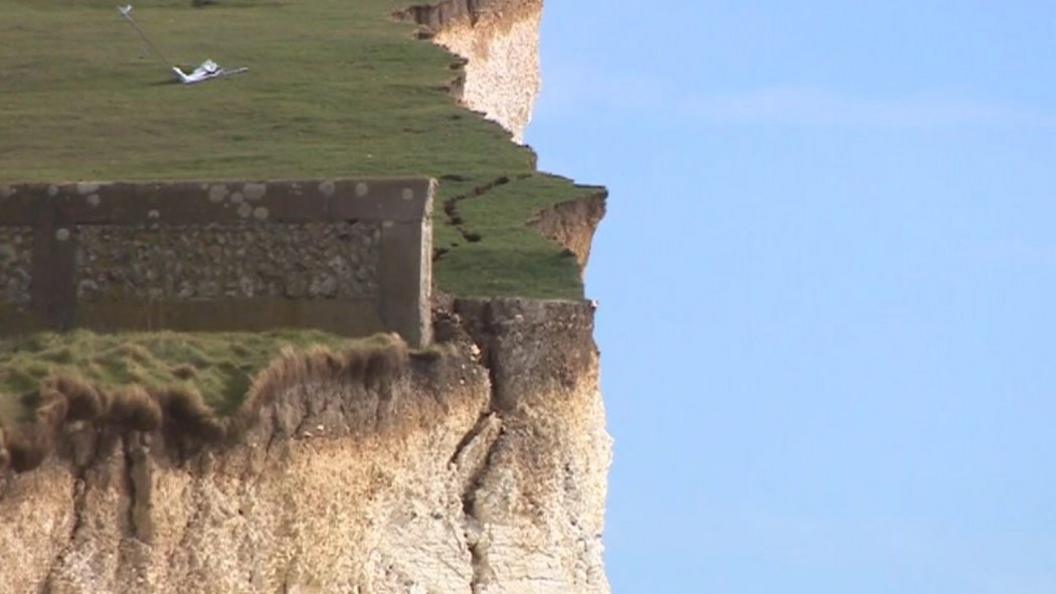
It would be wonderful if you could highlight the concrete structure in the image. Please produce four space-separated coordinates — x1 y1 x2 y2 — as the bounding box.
0 179 434 346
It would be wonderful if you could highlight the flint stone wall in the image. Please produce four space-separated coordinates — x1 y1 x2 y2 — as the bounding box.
0 179 433 346
76 222 381 302
0 227 32 305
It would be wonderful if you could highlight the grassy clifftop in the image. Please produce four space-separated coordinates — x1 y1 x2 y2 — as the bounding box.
0 0 601 429
0 0 597 299
0 330 352 424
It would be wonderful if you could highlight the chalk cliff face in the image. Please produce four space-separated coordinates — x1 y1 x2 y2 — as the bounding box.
401 0 544 142
530 190 607 278
400 0 608 281
0 1 612 591
0 301 611 593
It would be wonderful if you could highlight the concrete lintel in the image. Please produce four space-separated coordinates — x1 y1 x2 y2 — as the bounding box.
0 178 433 226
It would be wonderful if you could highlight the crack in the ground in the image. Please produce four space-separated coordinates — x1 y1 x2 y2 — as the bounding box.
438 173 533 254
442 175 510 241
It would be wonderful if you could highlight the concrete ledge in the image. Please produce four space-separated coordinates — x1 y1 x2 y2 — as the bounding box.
0 179 434 346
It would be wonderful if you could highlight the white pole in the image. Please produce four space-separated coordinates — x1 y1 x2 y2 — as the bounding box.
117 6 174 69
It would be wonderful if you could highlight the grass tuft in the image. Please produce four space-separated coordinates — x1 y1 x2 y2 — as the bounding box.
0 331 417 473
106 387 164 433
156 386 226 445
6 428 52 474
51 376 104 422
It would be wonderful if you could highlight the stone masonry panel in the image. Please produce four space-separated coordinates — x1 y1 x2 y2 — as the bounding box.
0 227 33 305
0 178 433 345
76 222 380 302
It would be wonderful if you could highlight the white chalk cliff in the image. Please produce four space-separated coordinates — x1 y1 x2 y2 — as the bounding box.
401 0 543 142
0 300 611 593
0 2 613 591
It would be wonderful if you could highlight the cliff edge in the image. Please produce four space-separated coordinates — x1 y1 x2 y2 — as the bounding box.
399 0 608 283
0 1 611 591
0 301 611 593
399 0 543 143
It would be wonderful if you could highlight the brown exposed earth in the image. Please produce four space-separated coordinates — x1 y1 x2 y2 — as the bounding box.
0 300 611 593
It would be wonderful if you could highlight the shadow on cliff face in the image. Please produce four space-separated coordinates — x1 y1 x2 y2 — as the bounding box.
0 333 412 474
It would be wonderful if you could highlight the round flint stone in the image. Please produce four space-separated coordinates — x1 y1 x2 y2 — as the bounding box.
208 185 229 203
319 181 336 197
355 182 369 197
401 188 414 201
55 228 70 242
76 182 101 195
243 183 267 201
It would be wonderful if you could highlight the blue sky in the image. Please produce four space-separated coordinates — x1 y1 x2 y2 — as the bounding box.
525 2 1056 592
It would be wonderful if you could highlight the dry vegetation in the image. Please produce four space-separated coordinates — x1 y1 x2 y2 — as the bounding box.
0 332 414 474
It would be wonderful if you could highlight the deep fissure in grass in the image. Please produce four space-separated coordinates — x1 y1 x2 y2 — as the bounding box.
0 0 594 299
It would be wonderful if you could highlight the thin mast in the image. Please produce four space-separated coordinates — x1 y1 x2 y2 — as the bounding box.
117 6 173 68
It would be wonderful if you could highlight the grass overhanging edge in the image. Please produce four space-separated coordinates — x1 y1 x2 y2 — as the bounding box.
0 332 413 474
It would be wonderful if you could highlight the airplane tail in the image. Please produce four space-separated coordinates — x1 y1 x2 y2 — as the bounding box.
171 67 190 84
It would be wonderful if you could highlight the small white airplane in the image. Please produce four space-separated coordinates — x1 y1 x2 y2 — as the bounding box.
117 5 248 85
172 59 249 85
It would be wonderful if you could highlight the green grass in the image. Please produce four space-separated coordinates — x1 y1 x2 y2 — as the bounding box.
0 329 354 426
436 174 602 298
0 0 600 426
0 0 595 298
